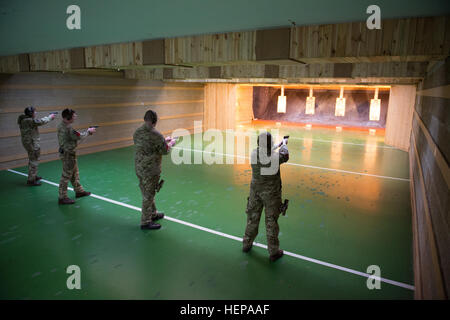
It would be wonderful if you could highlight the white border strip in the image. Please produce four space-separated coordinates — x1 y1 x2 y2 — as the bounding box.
289 136 396 149
172 147 410 182
7 168 414 291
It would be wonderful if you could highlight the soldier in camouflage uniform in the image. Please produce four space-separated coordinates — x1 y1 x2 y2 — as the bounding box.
133 110 176 230
17 106 56 186
57 108 96 205
243 131 289 262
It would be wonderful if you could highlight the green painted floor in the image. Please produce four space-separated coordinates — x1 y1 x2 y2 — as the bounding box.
0 124 414 299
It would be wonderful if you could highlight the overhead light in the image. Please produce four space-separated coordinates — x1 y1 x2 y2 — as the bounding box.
277 86 286 113
305 87 315 115
335 87 346 117
369 88 381 121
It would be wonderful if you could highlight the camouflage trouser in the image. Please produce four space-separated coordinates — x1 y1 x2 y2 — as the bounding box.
58 152 85 199
24 145 40 182
137 173 160 225
243 183 282 256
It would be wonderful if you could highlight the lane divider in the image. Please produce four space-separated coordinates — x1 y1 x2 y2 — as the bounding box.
7 168 414 291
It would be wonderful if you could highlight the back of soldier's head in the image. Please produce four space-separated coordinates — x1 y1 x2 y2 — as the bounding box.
144 109 158 125
24 106 35 117
62 108 76 121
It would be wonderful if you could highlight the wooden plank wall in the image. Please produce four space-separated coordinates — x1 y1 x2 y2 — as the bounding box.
236 86 254 125
165 31 257 66
290 16 450 63
203 84 237 131
0 73 204 170
84 42 143 68
385 85 417 151
124 61 427 84
29 50 71 71
410 58 450 299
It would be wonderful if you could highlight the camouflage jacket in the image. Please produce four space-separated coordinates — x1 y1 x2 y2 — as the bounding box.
57 121 89 154
133 124 169 176
17 114 52 148
250 144 289 187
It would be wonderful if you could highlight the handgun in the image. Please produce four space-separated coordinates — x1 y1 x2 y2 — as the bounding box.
273 135 290 150
156 179 164 193
89 125 100 129
280 199 289 216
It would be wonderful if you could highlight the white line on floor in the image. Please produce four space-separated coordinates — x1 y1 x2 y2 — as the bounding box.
235 129 396 149
7 168 414 291
172 147 410 182
288 136 396 149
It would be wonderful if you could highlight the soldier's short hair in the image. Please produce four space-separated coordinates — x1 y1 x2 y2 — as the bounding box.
24 106 35 117
144 109 158 125
62 108 76 120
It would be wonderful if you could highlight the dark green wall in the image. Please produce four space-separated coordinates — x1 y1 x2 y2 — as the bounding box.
1 0 449 56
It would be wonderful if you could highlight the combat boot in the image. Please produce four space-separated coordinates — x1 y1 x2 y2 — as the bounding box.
242 244 252 253
76 191 91 198
140 222 161 230
152 211 164 221
27 180 41 186
36 176 42 180
269 250 284 262
58 198 75 205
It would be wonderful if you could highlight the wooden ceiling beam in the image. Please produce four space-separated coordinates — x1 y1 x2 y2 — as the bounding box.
0 16 447 75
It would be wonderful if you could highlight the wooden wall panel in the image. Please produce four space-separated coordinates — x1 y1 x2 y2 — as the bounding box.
290 16 449 63
124 61 426 84
204 83 237 131
142 39 165 66
165 31 257 66
385 85 416 151
410 58 450 299
0 73 204 169
236 86 254 125
255 28 292 63
84 42 143 68
0 55 21 73
29 50 71 71
222 65 265 79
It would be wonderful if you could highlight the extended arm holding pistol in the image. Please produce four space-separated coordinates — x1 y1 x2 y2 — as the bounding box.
272 135 289 150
